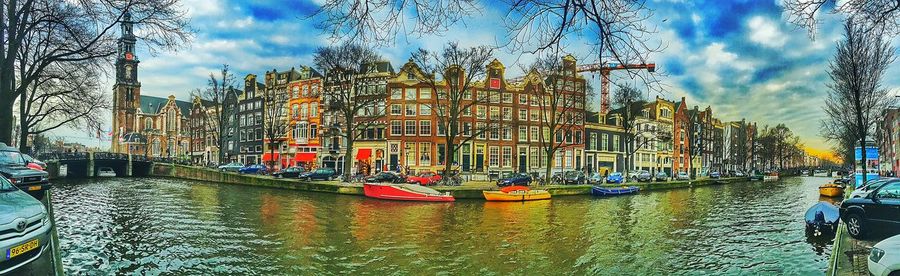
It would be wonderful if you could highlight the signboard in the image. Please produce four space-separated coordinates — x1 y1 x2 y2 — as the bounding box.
489 78 500 89
854 145 879 187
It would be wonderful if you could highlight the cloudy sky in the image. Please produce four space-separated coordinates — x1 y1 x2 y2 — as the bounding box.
60 0 900 157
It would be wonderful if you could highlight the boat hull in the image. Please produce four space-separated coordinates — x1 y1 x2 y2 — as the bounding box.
483 190 551 201
591 186 640 196
818 184 844 197
805 202 840 236
363 183 455 202
763 176 778 182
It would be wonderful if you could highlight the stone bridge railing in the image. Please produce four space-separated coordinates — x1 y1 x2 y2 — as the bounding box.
37 152 154 162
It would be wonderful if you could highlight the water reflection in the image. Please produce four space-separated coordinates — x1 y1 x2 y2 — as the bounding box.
52 176 835 274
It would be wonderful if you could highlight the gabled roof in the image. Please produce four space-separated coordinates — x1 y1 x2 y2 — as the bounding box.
361 61 394 74
140 95 191 116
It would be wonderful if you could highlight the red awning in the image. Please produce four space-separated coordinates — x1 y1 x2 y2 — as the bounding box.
262 153 279 161
356 149 372 160
294 152 317 162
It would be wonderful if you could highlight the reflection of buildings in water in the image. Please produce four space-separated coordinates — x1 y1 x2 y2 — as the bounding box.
189 184 220 221
349 200 448 247
817 196 841 206
285 201 318 249
260 193 282 227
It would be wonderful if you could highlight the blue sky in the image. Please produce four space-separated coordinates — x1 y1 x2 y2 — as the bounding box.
61 0 900 153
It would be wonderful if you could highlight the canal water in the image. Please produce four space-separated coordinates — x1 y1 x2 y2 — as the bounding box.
51 176 836 275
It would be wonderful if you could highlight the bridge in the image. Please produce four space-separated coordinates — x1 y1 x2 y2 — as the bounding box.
36 152 175 178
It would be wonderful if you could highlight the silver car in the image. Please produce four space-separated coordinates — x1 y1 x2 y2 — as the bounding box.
0 176 51 274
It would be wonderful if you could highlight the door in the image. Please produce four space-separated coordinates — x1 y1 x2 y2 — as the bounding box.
475 146 484 173
389 154 399 172
871 182 900 226
518 153 527 173
461 144 471 172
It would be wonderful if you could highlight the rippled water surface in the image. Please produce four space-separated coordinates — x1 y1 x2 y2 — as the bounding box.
52 176 835 275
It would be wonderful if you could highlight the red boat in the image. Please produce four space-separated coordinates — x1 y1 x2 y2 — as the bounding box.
363 183 455 202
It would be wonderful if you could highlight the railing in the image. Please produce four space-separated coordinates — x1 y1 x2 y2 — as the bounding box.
37 152 88 161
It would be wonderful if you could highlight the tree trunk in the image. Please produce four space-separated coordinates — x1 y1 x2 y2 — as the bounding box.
343 132 354 181
18 88 27 152
545 148 554 185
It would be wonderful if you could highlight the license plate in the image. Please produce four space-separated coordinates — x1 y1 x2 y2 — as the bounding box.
28 186 41 191
7 239 38 259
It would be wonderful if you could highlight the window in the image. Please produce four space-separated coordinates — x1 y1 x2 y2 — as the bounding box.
300 103 308 118
292 86 300 98
405 120 416 135
461 106 472 117
489 147 500 167
555 151 563 168
490 92 500 103
477 106 486 119
519 126 528 142
601 134 609 151
420 88 432 99
575 130 582 144
519 94 528 105
391 120 402 136
391 88 402 99
438 123 447 136
502 93 513 103
391 104 402 115
530 109 539 121
565 150 574 169
519 109 527 121
502 107 512 121
406 143 417 165
310 124 317 139
566 130 573 143
419 143 431 166
502 127 512 141
463 122 472 136
590 133 598 150
502 147 512 167
405 88 417 100
490 107 500 120
490 124 500 140
530 147 539 169
152 139 161 156
613 135 620 151
311 104 318 117
405 104 417 116
477 122 486 139
463 91 472 100
420 105 432 116
144 118 153 130
420 120 432 136
298 122 308 140
531 126 539 142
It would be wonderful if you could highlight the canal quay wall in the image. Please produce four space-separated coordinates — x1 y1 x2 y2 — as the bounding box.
151 164 749 199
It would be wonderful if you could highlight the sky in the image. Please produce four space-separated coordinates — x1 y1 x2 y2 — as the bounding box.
56 0 900 159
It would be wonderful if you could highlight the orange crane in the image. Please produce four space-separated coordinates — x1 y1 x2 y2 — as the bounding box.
576 62 656 114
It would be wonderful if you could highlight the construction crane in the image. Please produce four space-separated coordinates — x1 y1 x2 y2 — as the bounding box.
576 62 656 114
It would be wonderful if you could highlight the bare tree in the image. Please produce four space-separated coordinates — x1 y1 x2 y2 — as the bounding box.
0 0 192 145
784 0 900 36
821 21 896 183
410 42 495 182
523 52 589 183
192 64 236 164
262 78 289 169
314 42 384 180
310 0 478 45
608 85 658 180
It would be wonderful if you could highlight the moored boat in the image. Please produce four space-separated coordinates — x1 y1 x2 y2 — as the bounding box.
363 183 455 202
591 186 640 196
804 202 840 236
763 172 779 182
818 183 844 197
483 186 551 201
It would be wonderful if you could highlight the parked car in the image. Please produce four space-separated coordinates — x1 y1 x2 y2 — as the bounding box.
606 172 624 184
21 154 45 171
869 234 900 276
96 167 116 177
406 171 442 186
710 171 721 179
497 173 532 187
676 172 690 181
840 180 900 239
272 167 304 178
299 168 338 181
218 162 244 172
238 164 268 175
0 143 50 199
365 171 406 183
734 171 746 177
563 171 586 185
850 178 897 199
655 172 668 182
631 170 652 182
0 176 52 274
588 172 604 185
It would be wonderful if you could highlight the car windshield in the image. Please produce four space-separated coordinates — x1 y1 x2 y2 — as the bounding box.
0 177 15 191
564 171 580 176
502 173 521 179
610 173 621 177
0 150 25 166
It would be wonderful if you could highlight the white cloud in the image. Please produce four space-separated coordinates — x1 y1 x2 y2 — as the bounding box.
747 16 787 48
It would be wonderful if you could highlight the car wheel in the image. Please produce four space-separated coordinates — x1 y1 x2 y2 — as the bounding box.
845 214 866 239
304 177 312 182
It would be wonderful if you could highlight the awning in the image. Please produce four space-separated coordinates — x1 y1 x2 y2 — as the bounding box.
294 152 317 162
356 149 372 160
262 153 280 161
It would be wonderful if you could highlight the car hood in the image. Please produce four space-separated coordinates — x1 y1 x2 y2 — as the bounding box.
875 234 900 251
0 190 46 224
1 166 48 177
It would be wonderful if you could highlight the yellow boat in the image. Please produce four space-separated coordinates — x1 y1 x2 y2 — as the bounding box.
483 186 551 201
819 183 844 197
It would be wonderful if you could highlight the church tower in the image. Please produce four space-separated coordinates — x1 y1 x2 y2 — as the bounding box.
111 12 141 152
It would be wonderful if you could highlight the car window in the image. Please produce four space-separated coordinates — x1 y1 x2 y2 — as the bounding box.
0 177 14 191
0 150 25 166
876 182 900 199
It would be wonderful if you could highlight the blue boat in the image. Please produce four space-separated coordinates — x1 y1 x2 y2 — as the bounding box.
804 202 840 236
591 186 640 196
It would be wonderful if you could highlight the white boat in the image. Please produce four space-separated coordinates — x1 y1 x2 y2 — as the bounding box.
813 170 829 177
97 167 116 177
763 172 779 182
